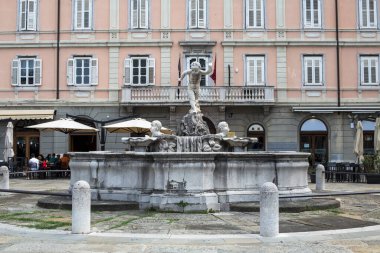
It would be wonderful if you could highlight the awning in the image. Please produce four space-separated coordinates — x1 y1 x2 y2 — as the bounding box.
0 110 55 120
292 106 380 114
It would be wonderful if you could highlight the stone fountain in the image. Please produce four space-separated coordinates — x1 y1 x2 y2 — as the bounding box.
69 61 311 212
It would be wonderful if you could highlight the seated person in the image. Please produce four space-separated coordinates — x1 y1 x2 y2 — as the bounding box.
60 154 70 170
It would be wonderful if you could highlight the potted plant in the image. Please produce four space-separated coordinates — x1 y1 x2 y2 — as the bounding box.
363 154 380 184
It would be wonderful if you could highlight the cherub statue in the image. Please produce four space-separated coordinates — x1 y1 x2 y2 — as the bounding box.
215 121 230 138
178 61 213 113
150 120 163 137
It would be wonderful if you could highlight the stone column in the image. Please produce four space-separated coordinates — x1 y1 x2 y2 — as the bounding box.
260 182 279 237
72 180 91 234
316 164 325 191
0 166 9 191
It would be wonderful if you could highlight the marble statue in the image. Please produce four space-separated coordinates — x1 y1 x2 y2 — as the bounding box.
178 61 213 113
150 120 163 137
216 121 230 138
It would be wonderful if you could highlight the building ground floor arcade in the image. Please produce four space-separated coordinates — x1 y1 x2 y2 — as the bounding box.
0 104 377 169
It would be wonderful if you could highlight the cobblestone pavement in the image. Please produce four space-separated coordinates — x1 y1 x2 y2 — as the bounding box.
0 179 379 252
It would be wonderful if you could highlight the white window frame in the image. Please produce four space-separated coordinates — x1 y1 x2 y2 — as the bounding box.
67 57 98 86
360 56 379 86
74 0 93 30
188 0 207 29
11 57 42 86
302 0 322 29
124 57 155 86
303 55 324 86
246 56 266 86
245 0 265 29
185 56 210 86
19 0 38 31
359 0 378 29
130 0 149 29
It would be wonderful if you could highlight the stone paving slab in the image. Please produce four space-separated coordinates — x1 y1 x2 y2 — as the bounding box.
0 179 380 236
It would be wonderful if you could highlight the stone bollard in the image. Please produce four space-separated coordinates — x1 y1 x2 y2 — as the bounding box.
72 180 91 234
260 182 279 237
316 164 325 191
0 166 9 192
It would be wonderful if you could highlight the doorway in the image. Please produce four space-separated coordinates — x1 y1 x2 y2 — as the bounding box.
300 118 328 164
15 131 40 167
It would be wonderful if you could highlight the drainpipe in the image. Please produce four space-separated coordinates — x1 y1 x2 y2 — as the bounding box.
56 0 61 100
335 0 341 107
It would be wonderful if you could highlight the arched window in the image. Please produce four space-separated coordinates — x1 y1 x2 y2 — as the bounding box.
362 120 375 155
300 118 328 164
247 123 265 151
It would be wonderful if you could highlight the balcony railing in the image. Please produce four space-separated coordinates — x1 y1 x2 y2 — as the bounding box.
121 86 275 104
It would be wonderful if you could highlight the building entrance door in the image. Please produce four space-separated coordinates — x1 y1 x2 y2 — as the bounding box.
300 118 328 165
15 133 40 167
300 134 328 164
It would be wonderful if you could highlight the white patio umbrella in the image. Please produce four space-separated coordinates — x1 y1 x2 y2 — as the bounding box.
103 118 173 134
374 117 380 154
26 118 98 134
3 122 14 162
354 121 364 164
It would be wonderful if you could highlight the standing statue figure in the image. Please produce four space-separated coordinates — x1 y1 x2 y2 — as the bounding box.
178 61 213 113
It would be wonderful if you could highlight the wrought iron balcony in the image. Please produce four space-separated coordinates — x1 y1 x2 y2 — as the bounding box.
121 86 275 105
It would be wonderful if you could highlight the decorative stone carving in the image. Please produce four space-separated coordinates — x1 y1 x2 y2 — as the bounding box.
179 112 210 136
155 136 177 152
202 135 223 152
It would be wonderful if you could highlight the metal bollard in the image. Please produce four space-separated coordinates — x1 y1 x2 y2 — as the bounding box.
72 180 91 234
260 182 279 237
0 166 9 192
316 164 325 191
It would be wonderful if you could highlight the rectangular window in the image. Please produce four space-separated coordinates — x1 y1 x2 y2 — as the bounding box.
359 0 378 28
303 56 323 86
131 0 149 29
67 57 98 85
124 57 155 85
246 56 265 86
189 0 207 29
303 0 321 28
360 56 379 85
74 0 93 30
19 0 37 31
11 57 42 86
246 0 264 29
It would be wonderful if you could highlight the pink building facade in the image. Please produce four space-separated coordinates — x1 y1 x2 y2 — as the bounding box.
0 0 379 166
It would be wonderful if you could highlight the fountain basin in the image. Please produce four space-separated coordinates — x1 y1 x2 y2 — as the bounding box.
69 151 311 212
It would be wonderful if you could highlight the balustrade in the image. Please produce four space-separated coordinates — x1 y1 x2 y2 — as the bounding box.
122 86 275 104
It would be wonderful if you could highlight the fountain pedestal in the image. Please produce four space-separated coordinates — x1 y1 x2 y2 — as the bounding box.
149 153 220 212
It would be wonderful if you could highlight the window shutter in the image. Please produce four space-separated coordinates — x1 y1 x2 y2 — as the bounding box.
11 59 19 86
369 0 377 27
314 58 321 84
198 0 206 28
361 0 368 27
148 58 155 85
20 0 27 30
313 0 319 26
140 0 148 28
256 58 264 84
131 0 138 28
124 59 132 85
247 58 254 85
34 59 42 85
75 0 82 29
189 0 197 28
255 0 262 28
246 0 254 28
304 58 313 84
27 0 37 31
304 0 312 27
67 59 74 85
91 58 98 85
